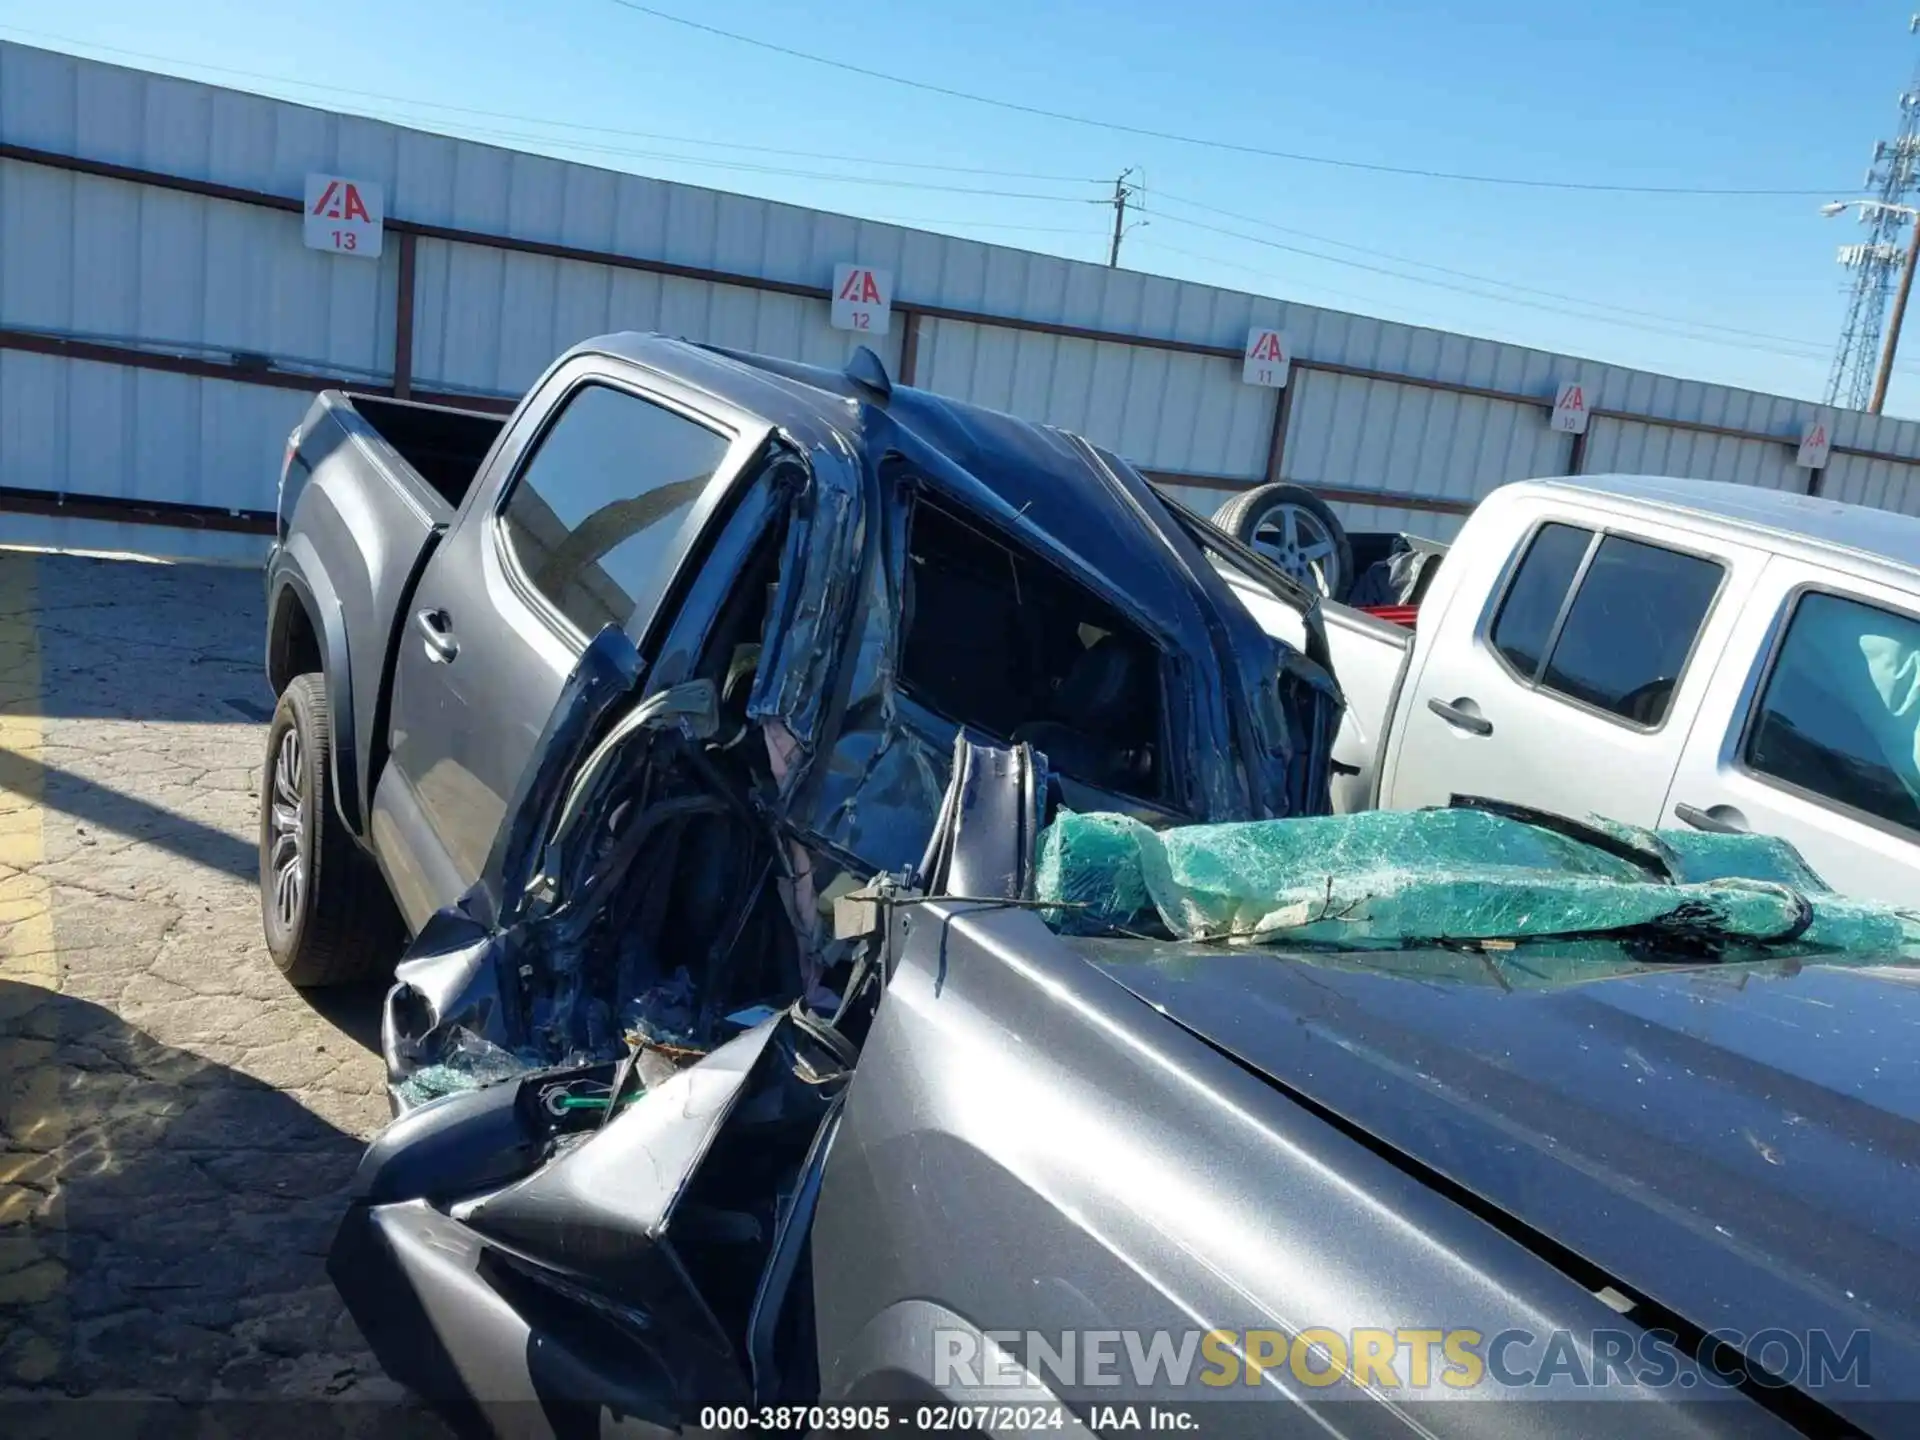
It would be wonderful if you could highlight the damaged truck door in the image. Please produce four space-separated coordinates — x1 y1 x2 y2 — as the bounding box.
373 363 775 931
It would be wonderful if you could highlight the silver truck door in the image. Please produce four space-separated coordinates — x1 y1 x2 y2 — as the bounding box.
372 357 768 930
1385 498 1762 826
1663 555 1920 906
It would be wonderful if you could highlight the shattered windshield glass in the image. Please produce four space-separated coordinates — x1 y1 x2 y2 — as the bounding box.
1035 800 1920 962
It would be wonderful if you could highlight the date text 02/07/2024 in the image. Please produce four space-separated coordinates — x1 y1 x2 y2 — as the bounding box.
696 1404 1202 1432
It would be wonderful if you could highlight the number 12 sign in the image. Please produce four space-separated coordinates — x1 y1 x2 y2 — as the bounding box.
303 174 384 259
1243 327 1291 388
831 264 893 335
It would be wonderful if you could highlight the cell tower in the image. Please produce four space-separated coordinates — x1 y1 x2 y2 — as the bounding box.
1827 18 1920 410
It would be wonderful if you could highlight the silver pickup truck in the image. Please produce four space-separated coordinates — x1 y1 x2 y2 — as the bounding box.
1229 474 1920 907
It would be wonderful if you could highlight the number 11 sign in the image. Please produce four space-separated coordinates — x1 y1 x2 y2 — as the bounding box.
1243 327 1291 388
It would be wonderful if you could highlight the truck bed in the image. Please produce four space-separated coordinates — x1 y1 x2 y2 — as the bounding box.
270 390 508 840
343 394 506 511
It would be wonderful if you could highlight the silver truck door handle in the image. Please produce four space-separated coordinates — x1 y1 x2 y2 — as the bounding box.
415 607 458 664
1674 802 1746 835
1427 697 1492 737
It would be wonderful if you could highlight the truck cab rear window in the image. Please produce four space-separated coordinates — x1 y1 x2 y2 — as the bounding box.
1745 591 1920 835
899 500 1164 801
1490 524 1723 727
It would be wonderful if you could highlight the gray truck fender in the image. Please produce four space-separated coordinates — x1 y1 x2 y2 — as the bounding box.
823 1298 1091 1434
267 540 363 837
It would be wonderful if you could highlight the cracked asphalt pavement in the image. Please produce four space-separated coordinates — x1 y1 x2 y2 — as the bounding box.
0 547 444 1432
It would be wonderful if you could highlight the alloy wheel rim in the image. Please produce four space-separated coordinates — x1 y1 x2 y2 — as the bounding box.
1249 503 1337 594
269 725 306 931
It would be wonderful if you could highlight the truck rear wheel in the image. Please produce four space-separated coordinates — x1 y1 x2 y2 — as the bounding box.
259 673 404 987
1214 483 1354 600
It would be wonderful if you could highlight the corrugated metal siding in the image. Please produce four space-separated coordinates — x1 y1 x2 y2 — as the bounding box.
1581 417 1802 492
14 39 1920 554
1285 368 1568 506
1818 451 1920 515
412 237 892 400
1 158 396 382
914 318 1272 478
0 348 309 513
1323 501 1467 545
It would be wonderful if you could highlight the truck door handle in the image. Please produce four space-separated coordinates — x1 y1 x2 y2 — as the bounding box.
1674 802 1746 835
415 608 458 663
1427 697 1492 737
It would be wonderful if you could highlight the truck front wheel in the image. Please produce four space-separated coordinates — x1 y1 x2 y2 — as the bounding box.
259 673 403 987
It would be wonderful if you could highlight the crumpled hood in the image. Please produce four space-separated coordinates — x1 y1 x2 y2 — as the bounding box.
1075 938 1920 1413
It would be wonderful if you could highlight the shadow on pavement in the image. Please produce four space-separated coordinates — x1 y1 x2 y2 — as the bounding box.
0 746 259 883
0 978 445 1436
300 977 393 1058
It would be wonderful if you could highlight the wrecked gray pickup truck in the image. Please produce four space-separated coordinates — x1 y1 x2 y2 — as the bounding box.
259 335 1338 989
298 340 1920 1438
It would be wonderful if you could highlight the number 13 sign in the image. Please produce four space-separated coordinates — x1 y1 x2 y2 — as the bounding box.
831 264 894 336
303 173 384 259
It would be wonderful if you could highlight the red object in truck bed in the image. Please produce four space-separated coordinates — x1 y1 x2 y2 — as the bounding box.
1361 604 1419 629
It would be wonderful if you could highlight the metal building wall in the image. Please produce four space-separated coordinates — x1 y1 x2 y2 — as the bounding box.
11 38 1920 567
413 236 890 402
912 318 1272 479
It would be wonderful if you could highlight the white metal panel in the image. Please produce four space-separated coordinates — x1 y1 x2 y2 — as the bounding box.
914 318 1272 478
1323 501 1466 545
1580 417 1802 492
1152 481 1238 520
1819 452 1920 516
410 237 896 400
0 349 307 512
1 159 395 383
1284 368 1567 506
0 512 270 564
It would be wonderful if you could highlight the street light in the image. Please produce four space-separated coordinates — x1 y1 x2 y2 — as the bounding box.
1824 197 1920 414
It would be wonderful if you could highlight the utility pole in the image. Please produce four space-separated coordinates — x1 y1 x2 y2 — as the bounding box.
1873 210 1920 413
1107 169 1136 268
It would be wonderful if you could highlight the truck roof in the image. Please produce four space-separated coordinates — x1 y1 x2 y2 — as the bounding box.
1524 471 1920 578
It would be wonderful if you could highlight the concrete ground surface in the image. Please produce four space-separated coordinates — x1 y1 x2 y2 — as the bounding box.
0 547 445 1433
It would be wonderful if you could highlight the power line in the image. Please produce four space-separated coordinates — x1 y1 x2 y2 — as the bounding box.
1139 211 1916 370
393 120 1106 201
0 24 1104 184
1146 189 1838 352
603 1 1843 198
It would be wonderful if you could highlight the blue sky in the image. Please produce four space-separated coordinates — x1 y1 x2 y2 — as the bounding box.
6 0 1920 411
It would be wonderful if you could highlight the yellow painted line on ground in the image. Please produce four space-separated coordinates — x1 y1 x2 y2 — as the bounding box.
0 548 67 1385
0 548 53 984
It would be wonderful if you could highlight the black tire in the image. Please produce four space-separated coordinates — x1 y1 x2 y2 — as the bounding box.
259 673 404 987
1213 483 1355 600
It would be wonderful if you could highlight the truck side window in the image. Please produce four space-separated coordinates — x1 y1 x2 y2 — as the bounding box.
498 384 731 641
1744 592 1920 834
1490 523 1592 678
1490 525 1722 726
1540 536 1722 726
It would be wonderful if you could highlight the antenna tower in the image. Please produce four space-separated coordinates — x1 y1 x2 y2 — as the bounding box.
1828 17 1920 409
